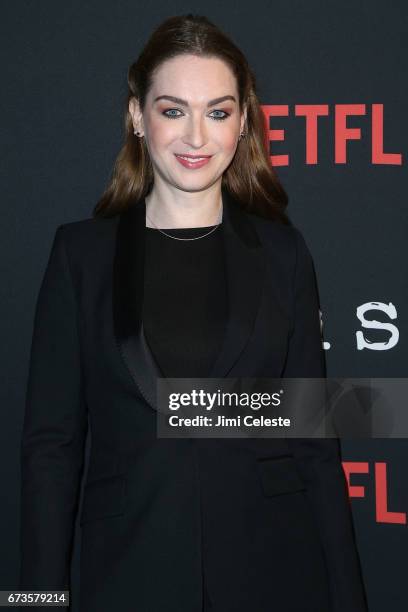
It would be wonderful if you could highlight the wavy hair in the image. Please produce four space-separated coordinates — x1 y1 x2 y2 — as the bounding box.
93 14 289 224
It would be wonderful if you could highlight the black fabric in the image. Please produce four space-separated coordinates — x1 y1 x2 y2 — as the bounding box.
143 224 227 379
202 577 213 610
143 223 224 612
19 189 369 611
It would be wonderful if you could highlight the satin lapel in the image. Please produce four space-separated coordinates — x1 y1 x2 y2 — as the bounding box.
208 188 266 377
113 188 266 412
113 198 165 412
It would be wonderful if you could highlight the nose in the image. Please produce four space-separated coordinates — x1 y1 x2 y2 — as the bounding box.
181 114 208 149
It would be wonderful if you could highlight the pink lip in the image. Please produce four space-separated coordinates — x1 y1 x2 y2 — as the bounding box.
174 154 212 170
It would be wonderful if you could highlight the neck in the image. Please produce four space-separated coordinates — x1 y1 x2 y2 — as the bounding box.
145 182 223 229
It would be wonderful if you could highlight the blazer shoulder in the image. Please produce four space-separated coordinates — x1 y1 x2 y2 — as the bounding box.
53 216 119 276
59 215 119 242
57 215 119 253
249 214 307 256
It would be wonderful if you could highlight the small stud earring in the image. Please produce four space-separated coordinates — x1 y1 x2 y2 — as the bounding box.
134 130 140 136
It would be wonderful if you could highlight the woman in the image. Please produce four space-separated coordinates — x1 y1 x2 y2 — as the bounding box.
20 14 368 612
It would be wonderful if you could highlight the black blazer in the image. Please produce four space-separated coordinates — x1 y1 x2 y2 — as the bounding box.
19 188 368 612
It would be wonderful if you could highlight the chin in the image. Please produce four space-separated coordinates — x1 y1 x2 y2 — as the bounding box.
172 180 215 193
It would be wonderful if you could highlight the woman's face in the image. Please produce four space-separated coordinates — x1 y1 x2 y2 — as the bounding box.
129 54 246 193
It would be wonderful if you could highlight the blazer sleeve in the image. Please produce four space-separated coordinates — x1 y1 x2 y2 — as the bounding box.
19 225 88 594
282 228 368 612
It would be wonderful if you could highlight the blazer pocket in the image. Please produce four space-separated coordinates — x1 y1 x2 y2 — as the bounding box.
256 455 307 497
79 474 127 525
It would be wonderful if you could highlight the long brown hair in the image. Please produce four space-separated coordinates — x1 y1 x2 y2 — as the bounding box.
93 14 289 224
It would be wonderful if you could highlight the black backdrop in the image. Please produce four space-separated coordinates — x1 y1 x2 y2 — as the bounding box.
1 1 407 610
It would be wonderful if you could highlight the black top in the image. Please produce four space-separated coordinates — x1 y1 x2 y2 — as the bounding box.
143 223 227 378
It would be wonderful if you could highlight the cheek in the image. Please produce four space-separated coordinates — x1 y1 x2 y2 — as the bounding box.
219 131 239 156
147 119 177 151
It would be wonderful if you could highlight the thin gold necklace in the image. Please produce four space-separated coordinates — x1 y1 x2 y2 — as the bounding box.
145 204 223 241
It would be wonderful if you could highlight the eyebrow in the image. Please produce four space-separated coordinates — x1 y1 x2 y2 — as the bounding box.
153 94 237 107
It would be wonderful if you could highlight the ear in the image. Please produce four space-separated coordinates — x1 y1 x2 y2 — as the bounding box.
240 104 248 134
129 97 144 136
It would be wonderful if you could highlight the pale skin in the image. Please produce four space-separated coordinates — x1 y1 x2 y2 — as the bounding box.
128 54 247 229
